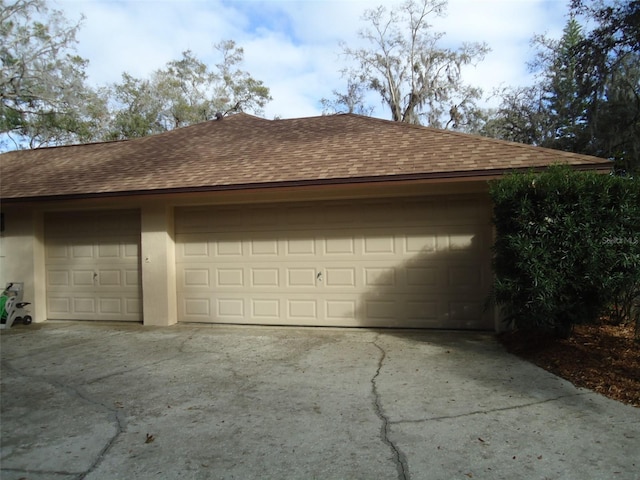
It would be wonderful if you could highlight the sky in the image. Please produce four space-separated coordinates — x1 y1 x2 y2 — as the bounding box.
54 0 573 120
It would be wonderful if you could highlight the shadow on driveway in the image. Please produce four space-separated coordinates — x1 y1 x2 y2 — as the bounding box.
1 322 638 480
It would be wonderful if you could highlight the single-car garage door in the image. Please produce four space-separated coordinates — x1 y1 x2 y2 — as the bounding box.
175 196 493 329
44 210 142 321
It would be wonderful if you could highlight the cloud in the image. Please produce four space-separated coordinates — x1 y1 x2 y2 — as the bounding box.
55 0 571 120
433 0 569 101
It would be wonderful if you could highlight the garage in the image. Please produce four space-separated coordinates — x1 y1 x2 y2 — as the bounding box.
176 195 494 329
44 210 142 321
1 113 611 328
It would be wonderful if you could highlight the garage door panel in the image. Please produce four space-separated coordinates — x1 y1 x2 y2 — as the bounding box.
282 205 318 227
250 297 280 318
97 244 120 258
287 299 317 319
125 269 140 287
45 211 139 236
324 236 355 255
182 238 210 258
47 269 70 287
251 206 282 227
96 269 121 286
217 298 244 318
72 244 94 259
445 199 488 223
447 265 483 289
177 206 243 232
217 239 244 256
46 242 90 264
215 268 243 287
365 299 397 320
404 232 437 254
74 296 96 315
363 267 396 287
48 296 71 315
286 237 316 255
404 266 439 287
99 297 122 314
400 200 438 224
44 210 141 322
251 268 280 287
250 238 279 256
363 236 396 255
73 270 96 287
405 300 439 321
47 293 138 322
175 196 493 329
124 243 139 258
325 299 357 321
185 297 212 317
447 233 476 252
183 268 212 287
96 241 140 261
46 243 70 260
361 202 405 224
447 301 485 329
324 267 356 288
181 293 247 322
287 268 317 287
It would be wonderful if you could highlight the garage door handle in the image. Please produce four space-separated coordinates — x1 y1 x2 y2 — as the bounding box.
316 271 323 282
93 272 98 280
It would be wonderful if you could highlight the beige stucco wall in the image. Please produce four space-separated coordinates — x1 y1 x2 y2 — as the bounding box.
140 204 177 326
1 203 179 326
0 207 46 322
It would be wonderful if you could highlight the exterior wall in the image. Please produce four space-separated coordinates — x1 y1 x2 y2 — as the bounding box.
1 203 179 326
141 204 177 326
1 179 497 329
0 207 46 322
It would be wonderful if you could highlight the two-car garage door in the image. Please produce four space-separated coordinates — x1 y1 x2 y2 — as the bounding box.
175 196 493 329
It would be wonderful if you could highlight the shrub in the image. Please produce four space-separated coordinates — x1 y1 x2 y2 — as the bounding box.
489 165 640 338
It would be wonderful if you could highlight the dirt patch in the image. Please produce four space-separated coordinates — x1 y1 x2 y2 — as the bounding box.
498 321 640 407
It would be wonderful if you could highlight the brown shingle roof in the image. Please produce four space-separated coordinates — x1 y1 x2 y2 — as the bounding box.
0 113 611 201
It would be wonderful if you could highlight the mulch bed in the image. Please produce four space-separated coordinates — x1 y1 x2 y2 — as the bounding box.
497 321 640 407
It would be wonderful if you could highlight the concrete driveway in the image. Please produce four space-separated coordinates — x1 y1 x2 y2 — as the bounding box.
1 322 638 480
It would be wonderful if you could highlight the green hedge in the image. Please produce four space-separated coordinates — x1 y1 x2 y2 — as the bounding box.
489 165 640 337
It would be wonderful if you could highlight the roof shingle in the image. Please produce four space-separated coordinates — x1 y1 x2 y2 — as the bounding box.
0 113 611 201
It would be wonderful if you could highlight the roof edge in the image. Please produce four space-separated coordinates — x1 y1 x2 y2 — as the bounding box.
0 162 612 204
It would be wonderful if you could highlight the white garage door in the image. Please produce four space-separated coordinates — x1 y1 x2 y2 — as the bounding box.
175 196 493 329
44 210 142 321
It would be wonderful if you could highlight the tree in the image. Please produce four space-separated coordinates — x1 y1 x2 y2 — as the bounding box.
479 86 554 146
106 42 272 140
320 71 374 116
482 1 639 173
324 0 489 128
480 19 588 149
570 0 640 173
533 18 590 152
0 0 103 149
105 73 162 140
212 40 272 117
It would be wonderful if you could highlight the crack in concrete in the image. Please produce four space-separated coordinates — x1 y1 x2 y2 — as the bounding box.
393 392 592 425
82 407 126 479
1 359 125 479
84 351 184 385
371 339 410 480
1 466 84 479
